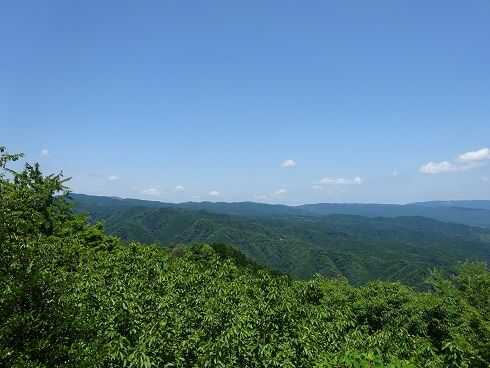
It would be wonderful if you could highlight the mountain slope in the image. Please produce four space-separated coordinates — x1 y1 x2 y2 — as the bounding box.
410 200 490 210
71 193 490 227
72 195 490 287
299 203 490 227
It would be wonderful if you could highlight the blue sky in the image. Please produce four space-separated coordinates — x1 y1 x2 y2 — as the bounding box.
2 1 490 204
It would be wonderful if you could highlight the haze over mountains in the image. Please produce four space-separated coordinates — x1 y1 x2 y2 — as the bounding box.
71 193 490 287
72 193 490 228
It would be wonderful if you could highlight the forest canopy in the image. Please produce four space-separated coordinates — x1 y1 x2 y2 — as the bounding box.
1 146 489 367
70 193 490 288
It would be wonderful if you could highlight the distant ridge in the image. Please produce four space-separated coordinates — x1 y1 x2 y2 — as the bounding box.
71 193 490 228
409 200 490 211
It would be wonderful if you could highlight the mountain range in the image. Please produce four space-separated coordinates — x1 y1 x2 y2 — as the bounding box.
71 193 490 287
72 194 490 227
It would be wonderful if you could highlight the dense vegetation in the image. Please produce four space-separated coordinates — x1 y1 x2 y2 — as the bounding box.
73 193 490 227
1 147 490 367
72 195 490 287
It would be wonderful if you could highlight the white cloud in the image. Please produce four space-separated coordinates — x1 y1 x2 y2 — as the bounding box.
273 188 288 196
482 176 489 182
41 149 49 157
140 188 160 196
419 161 459 174
459 148 490 162
392 170 399 177
255 194 269 201
209 190 220 197
175 185 185 192
281 159 297 168
319 176 363 185
313 176 363 192
420 147 490 175
107 175 119 181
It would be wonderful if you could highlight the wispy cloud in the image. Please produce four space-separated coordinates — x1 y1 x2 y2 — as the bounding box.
273 188 288 196
419 161 461 174
281 159 297 168
392 170 399 177
420 147 490 175
140 188 160 196
175 185 185 192
41 149 49 157
312 176 362 192
107 175 119 181
209 190 220 197
319 176 363 185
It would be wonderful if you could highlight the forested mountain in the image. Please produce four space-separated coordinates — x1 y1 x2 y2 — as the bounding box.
72 193 490 227
71 194 490 287
410 200 490 210
299 203 490 228
2 146 490 367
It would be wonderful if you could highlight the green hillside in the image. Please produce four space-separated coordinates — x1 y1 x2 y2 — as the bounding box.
71 193 490 228
299 203 490 228
72 196 490 287
2 146 490 367
410 200 490 211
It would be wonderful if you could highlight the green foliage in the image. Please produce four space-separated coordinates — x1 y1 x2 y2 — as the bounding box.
0 147 70 242
72 195 490 287
72 193 490 228
1 147 489 367
315 350 416 367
